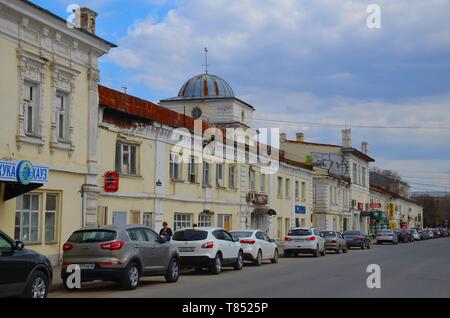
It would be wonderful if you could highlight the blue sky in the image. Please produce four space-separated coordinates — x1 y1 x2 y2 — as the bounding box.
32 0 450 192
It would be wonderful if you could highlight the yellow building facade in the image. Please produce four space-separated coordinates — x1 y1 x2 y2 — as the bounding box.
0 1 114 264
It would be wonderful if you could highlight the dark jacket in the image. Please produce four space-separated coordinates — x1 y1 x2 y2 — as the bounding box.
159 227 173 241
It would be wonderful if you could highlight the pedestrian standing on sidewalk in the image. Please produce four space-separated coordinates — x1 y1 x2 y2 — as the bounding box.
159 222 173 241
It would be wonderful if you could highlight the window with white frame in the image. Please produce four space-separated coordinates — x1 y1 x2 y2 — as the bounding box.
45 194 58 243
143 212 154 229
115 142 138 175
277 177 283 197
169 153 182 181
362 167 367 187
198 213 213 227
285 179 291 198
174 213 192 231
217 214 232 231
15 193 40 243
260 173 266 193
216 163 224 187
249 168 256 191
188 156 197 183
295 181 299 200
56 92 69 142
203 161 211 186
229 165 236 189
23 81 39 136
301 182 306 201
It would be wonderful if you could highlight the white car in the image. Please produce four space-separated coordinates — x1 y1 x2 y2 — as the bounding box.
283 227 326 257
409 229 421 241
171 227 244 274
230 230 279 266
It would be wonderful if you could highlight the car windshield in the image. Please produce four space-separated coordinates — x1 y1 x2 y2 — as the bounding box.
320 231 336 237
68 230 117 243
343 231 361 236
230 231 253 238
288 229 312 236
172 230 208 241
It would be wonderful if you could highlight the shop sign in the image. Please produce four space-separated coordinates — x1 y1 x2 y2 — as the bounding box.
0 160 48 185
253 194 268 206
104 171 119 193
295 205 306 214
370 203 382 209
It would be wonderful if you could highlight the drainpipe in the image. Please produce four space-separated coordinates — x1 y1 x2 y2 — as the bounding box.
80 185 87 227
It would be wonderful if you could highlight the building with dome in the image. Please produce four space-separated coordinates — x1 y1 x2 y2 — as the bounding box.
159 73 255 129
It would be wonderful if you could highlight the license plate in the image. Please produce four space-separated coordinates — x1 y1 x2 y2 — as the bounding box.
294 239 304 242
77 264 95 270
179 247 195 252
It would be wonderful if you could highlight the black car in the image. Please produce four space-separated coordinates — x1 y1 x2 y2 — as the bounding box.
342 231 372 249
0 231 52 298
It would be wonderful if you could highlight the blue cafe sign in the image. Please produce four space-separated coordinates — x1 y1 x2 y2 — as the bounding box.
0 160 49 185
295 205 306 214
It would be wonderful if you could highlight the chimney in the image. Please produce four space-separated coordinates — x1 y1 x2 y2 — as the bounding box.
296 132 305 142
280 132 287 143
342 128 352 149
76 7 98 34
361 141 369 154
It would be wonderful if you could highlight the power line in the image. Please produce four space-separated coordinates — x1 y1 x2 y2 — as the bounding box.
407 182 450 190
253 117 450 130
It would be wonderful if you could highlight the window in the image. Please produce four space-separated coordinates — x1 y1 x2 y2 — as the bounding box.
295 181 299 200
174 213 192 231
362 167 367 187
170 153 182 181
97 206 108 226
115 142 138 175
301 182 306 201
198 213 213 227
56 92 68 141
260 173 266 193
217 214 232 231
203 161 211 186
127 228 147 242
188 156 197 183
112 212 127 226
229 165 237 189
330 186 334 205
45 194 57 243
216 163 224 187
15 194 40 243
285 179 291 198
249 169 256 191
353 163 357 184
277 177 283 197
0 234 13 251
130 211 141 224
24 81 39 136
143 212 154 229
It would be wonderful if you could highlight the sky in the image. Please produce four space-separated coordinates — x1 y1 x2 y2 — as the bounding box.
32 0 450 193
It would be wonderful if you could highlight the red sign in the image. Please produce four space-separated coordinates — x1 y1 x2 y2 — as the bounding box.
104 172 119 193
358 203 364 211
370 203 382 209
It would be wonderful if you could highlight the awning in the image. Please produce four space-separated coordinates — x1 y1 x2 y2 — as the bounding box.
3 182 43 201
253 207 277 216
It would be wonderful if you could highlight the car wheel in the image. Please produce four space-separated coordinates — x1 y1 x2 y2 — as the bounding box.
210 253 222 275
254 250 263 266
165 257 180 283
271 249 279 264
121 262 140 290
24 271 48 299
336 245 341 254
313 246 319 257
321 247 326 256
234 251 244 270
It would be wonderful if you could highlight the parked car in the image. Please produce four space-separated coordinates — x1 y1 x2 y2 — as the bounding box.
417 229 428 240
426 228 435 239
0 230 53 298
230 230 279 265
320 231 348 254
284 227 326 257
171 227 243 274
394 229 412 243
409 229 421 241
343 231 372 249
432 228 441 238
438 228 449 237
376 229 399 245
61 225 180 290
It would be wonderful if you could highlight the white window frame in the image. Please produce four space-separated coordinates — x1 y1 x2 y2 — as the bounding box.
143 212 154 229
188 156 197 183
301 182 306 201
174 213 192 231
198 213 213 227
56 92 69 142
203 161 211 186
216 163 224 187
217 214 232 231
229 165 237 189
170 153 182 181
116 142 138 176
44 193 58 243
15 193 40 243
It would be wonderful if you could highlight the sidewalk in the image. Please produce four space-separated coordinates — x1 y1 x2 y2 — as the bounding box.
49 265 63 292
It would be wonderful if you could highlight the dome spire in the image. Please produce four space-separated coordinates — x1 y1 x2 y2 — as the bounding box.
203 47 210 74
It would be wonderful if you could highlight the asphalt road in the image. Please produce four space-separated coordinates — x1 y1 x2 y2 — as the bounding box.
50 237 450 298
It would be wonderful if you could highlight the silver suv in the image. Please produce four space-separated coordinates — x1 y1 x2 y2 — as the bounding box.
61 225 180 290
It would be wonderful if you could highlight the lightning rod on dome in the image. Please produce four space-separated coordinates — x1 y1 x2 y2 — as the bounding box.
203 47 210 74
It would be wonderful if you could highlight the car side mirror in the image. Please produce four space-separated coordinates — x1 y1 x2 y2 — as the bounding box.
270 239 275 243
159 236 167 243
233 236 240 243
15 241 25 250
